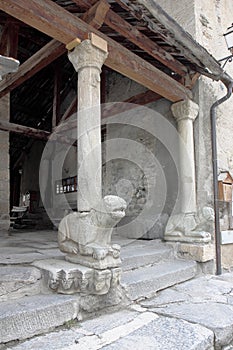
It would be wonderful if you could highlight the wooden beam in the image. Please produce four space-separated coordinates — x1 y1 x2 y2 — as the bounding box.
0 0 192 102
125 90 162 105
101 90 162 119
0 40 66 98
82 0 110 29
0 120 50 140
75 0 187 77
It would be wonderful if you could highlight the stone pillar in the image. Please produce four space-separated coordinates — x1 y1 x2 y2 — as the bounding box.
0 95 10 231
165 99 213 247
53 36 127 296
172 99 198 214
68 36 108 212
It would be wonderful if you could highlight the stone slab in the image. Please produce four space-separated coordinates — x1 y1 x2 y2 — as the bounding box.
177 243 214 262
5 313 214 350
121 259 197 300
140 288 189 308
0 266 42 302
174 276 232 303
152 302 233 348
121 244 172 271
0 294 79 343
0 252 47 264
101 316 214 350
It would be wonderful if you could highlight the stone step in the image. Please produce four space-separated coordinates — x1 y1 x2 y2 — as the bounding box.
121 259 197 300
0 266 42 302
5 308 214 350
0 294 79 344
121 242 173 271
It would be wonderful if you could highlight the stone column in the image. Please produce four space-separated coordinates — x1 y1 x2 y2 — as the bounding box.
165 99 212 246
68 36 108 212
172 99 198 214
53 35 127 296
0 95 10 231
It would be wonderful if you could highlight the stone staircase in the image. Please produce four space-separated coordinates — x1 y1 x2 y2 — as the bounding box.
120 239 197 301
0 238 198 345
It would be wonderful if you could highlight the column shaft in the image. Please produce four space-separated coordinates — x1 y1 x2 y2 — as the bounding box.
171 99 199 214
68 38 108 212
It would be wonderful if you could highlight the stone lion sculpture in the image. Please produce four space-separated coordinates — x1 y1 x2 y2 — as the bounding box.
58 195 127 265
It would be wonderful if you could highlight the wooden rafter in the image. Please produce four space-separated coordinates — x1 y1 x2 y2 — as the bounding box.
0 0 192 102
76 0 187 77
0 19 19 57
0 120 50 140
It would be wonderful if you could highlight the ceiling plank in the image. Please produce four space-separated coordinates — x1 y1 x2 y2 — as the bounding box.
0 0 192 102
0 40 66 98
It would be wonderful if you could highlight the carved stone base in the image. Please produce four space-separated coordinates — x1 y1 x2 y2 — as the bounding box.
165 209 213 244
66 253 121 270
177 243 215 262
33 259 121 295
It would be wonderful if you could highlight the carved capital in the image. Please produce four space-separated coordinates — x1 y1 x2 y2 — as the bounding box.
171 99 199 122
68 39 108 73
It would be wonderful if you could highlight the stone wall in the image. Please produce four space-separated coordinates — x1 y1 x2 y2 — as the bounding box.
104 72 179 239
0 95 10 231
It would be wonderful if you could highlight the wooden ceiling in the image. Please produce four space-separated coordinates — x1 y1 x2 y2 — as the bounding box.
0 0 221 164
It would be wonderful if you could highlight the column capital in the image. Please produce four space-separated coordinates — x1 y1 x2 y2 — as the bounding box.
171 99 199 122
68 39 108 73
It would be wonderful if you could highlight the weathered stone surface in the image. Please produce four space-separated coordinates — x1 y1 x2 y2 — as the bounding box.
4 328 84 350
152 302 233 349
58 196 126 270
101 316 214 350
34 259 121 295
165 209 213 243
140 288 189 308
178 242 214 262
174 276 232 303
121 259 196 300
0 266 42 302
121 243 172 271
0 252 49 265
68 39 108 211
0 294 79 343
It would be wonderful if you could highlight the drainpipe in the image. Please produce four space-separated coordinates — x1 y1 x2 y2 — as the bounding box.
210 78 233 275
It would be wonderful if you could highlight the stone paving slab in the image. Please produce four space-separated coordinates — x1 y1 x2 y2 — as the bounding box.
0 252 47 264
101 316 214 350
140 273 233 348
5 311 214 350
0 266 42 302
0 294 79 343
151 302 233 349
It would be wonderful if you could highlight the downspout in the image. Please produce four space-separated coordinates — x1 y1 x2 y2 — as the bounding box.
210 78 233 275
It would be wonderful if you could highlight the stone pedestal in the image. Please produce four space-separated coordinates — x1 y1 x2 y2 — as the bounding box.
165 100 212 245
0 95 10 231
34 259 121 295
